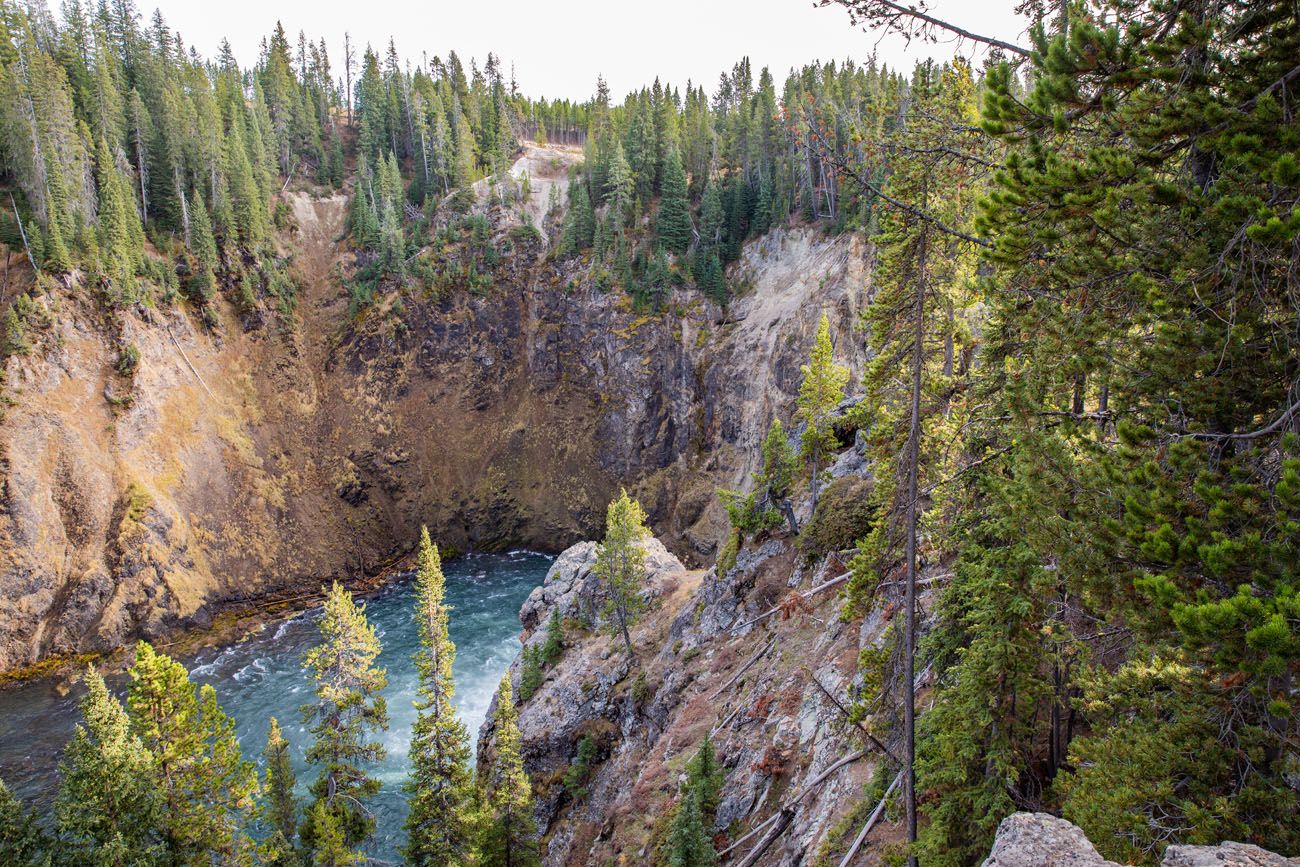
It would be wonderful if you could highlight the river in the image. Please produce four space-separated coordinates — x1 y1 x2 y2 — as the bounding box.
0 550 553 857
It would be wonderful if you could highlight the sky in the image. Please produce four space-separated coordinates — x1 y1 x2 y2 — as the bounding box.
146 0 1033 101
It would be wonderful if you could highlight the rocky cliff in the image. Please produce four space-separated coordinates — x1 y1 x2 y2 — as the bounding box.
0 142 871 676
479 432 889 866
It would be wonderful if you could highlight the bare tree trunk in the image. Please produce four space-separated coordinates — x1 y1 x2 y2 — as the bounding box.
175 164 190 246
619 606 634 661
10 193 38 271
134 124 149 223
902 219 929 867
777 498 799 536
810 444 821 510
344 33 354 128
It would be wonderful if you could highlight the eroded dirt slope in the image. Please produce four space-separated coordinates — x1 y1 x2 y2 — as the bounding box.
0 152 871 675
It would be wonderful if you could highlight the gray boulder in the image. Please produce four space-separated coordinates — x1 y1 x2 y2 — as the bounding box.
983 813 1298 867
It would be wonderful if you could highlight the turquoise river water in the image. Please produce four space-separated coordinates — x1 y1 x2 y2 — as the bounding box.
0 550 553 857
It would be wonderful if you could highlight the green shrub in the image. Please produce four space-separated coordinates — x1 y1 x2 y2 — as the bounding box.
716 526 741 577
116 344 140 376
563 734 598 800
800 475 874 560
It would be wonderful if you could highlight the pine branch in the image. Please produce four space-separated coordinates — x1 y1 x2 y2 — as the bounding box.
821 0 1031 57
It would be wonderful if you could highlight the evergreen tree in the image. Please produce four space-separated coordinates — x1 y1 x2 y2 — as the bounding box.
126 641 258 863
757 419 798 505
663 737 723 867
540 608 564 665
604 142 634 223
94 135 143 293
665 792 715 867
698 179 723 249
683 736 724 822
55 667 163 866
41 191 72 273
477 678 539 867
656 146 691 254
301 583 389 855
188 189 218 272
518 644 544 701
261 718 300 865
0 779 50 866
796 314 848 507
594 489 651 659
403 527 478 867
304 802 363 867
693 250 724 303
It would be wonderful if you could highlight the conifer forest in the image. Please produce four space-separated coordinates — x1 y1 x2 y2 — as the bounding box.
0 0 1296 865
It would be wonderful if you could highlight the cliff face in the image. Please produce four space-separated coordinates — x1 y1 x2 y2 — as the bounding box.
0 143 872 675
481 440 884 866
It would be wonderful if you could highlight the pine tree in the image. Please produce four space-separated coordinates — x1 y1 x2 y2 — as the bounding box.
698 179 723 249
304 802 363 867
125 641 258 863
665 792 715 867
301 583 389 855
378 200 404 275
261 717 300 865
223 117 266 249
540 608 564 665
41 191 72 273
757 419 798 505
94 135 143 293
594 489 651 659
604 142 634 223
55 667 163 865
188 188 219 272
477 678 539 867
693 249 725 303
403 527 478 867
0 779 50 866
518 644 544 701
656 146 691 254
683 736 724 822
796 314 848 507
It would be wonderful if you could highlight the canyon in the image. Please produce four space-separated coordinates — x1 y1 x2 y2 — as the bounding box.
0 142 868 678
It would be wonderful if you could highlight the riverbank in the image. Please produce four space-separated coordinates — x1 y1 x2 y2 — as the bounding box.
0 549 417 691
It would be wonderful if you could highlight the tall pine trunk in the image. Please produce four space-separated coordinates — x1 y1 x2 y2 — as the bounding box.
903 215 929 867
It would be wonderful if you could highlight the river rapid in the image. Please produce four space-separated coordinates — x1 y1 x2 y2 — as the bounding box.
0 550 553 857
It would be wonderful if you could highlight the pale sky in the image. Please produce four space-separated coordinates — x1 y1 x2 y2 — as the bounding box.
147 0 1032 101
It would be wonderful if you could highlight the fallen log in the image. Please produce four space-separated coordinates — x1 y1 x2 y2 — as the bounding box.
730 573 850 633
837 770 902 867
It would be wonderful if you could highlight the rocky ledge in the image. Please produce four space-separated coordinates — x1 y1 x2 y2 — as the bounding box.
983 813 1299 867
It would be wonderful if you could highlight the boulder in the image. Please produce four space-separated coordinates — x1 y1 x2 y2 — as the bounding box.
982 813 1127 867
1162 843 1299 867
983 813 1299 867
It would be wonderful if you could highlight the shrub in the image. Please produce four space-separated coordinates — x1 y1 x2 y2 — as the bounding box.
116 344 140 376
563 734 598 800
800 475 874 560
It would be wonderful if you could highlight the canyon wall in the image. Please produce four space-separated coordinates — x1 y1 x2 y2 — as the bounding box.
0 150 872 674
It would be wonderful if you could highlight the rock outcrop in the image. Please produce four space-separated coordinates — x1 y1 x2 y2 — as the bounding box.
485 423 883 865
982 813 1299 867
982 814 1128 867
0 142 871 675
